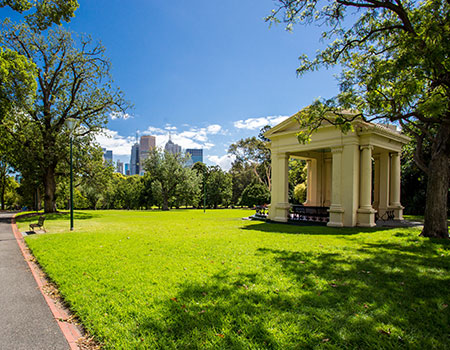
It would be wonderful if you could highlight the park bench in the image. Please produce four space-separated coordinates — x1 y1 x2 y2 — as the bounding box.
254 205 268 219
29 216 46 232
376 209 395 222
289 205 329 224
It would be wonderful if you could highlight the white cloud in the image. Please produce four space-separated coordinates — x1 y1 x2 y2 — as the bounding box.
206 124 222 134
234 115 289 130
95 129 135 156
207 154 235 171
143 126 165 135
110 111 132 120
165 124 177 131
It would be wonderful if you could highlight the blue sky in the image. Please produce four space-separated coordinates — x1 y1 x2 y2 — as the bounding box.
5 0 341 169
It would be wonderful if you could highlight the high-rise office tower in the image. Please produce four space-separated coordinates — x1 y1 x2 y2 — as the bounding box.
116 160 124 174
130 143 139 175
125 163 130 176
164 138 181 155
103 149 113 165
185 149 203 165
139 135 156 173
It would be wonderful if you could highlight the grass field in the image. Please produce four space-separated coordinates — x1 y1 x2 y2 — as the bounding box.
17 210 450 349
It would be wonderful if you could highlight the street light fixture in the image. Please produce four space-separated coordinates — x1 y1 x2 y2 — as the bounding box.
66 118 77 231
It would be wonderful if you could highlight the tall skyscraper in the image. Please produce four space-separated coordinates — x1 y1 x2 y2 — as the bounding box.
116 160 124 174
103 148 113 165
139 135 155 173
130 143 139 175
165 138 181 154
125 163 130 176
185 149 203 164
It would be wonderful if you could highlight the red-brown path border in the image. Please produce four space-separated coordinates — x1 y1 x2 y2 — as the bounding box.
11 216 83 350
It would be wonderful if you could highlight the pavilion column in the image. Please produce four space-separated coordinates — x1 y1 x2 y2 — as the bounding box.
268 152 290 222
304 159 319 206
373 154 380 211
389 152 404 220
327 147 344 227
304 160 313 205
378 151 390 218
357 145 376 227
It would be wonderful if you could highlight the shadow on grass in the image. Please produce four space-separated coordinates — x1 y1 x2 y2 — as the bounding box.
15 211 100 223
134 240 449 349
240 221 393 235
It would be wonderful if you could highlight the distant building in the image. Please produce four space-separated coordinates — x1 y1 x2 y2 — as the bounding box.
125 163 130 176
116 160 124 174
185 149 203 165
130 143 139 175
165 138 181 155
139 135 156 175
103 148 113 165
139 135 155 164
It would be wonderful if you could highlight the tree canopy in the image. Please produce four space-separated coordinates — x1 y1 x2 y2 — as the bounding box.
0 22 127 212
0 0 78 30
268 0 449 238
228 126 271 191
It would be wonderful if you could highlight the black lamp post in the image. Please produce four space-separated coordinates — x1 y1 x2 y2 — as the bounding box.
67 118 77 231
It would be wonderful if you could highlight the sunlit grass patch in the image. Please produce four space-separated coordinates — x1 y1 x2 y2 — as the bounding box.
17 210 450 349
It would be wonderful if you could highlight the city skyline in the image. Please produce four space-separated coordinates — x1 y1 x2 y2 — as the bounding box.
107 135 205 175
0 1 341 170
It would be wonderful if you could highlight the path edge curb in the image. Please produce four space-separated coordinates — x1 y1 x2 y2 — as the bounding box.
11 215 83 350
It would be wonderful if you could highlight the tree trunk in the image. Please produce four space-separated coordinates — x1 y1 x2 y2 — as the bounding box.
43 166 57 213
421 124 450 239
0 165 6 210
0 183 5 210
162 193 169 211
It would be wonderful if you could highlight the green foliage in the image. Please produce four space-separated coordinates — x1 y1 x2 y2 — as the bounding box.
240 183 270 207
205 166 232 208
229 161 258 206
0 47 36 122
1 175 20 209
173 168 202 208
143 148 201 210
0 0 79 30
293 182 306 204
228 127 271 191
16 210 450 349
76 147 115 209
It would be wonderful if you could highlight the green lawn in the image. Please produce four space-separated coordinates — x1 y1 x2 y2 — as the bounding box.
17 210 450 349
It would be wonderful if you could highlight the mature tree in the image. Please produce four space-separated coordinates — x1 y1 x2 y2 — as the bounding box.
1 0 78 30
229 161 258 206
143 149 198 211
77 146 114 209
228 126 271 191
205 166 232 209
268 0 450 238
0 1 78 123
0 23 127 213
140 172 155 209
240 183 270 207
173 169 201 208
0 157 10 209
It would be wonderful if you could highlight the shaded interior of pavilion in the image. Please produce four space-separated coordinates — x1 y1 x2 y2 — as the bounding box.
286 148 405 226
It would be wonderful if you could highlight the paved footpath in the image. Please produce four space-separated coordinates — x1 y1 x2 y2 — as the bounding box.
0 212 69 350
